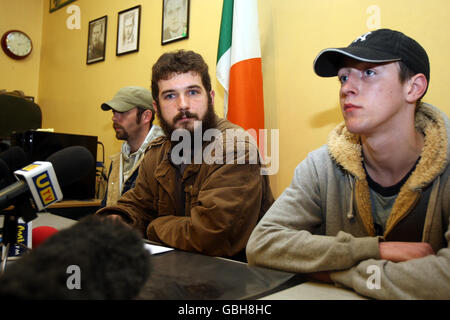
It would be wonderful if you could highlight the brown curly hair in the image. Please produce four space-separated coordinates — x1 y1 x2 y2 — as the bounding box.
151 50 212 107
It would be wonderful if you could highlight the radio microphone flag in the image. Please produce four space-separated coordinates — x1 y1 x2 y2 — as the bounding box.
14 161 63 211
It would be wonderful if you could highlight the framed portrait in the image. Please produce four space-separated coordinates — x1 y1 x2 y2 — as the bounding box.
116 5 141 56
49 0 77 13
86 16 107 65
161 0 190 45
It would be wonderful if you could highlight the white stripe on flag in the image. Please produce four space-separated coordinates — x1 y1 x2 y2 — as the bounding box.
230 0 262 65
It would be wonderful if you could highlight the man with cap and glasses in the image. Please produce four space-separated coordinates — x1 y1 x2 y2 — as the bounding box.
246 29 450 299
100 86 164 207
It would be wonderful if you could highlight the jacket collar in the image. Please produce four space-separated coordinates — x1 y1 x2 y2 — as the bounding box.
327 102 449 190
123 124 165 157
328 103 449 237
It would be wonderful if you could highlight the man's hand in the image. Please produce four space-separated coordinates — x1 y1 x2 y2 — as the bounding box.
379 241 435 262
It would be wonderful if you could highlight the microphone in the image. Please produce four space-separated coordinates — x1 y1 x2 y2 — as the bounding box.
1 146 95 267
0 159 12 189
0 147 27 189
0 146 94 213
45 145 95 189
32 226 58 248
0 215 151 299
0 146 28 172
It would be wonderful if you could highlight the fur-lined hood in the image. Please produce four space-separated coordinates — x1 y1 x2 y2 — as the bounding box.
326 102 449 237
328 102 449 187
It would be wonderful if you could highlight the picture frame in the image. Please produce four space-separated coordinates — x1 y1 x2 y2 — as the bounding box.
86 16 107 65
49 0 77 13
161 0 190 45
116 5 141 56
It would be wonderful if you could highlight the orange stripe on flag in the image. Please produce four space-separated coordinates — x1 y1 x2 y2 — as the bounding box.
227 58 264 133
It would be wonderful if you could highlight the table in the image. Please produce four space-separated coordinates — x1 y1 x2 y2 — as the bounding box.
46 199 101 220
137 245 366 300
260 281 367 300
32 211 77 229
137 247 299 300
3 213 367 300
47 199 102 209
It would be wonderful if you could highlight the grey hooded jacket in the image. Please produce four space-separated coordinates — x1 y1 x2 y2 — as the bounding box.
246 103 450 299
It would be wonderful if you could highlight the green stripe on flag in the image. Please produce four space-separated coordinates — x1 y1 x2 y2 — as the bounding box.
217 0 234 62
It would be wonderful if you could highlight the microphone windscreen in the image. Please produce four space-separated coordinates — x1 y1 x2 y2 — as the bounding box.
0 158 13 188
0 146 27 172
32 226 59 248
45 146 95 187
0 215 151 299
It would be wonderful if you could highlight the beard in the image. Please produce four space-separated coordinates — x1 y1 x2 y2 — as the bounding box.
157 101 217 142
113 124 129 141
113 113 143 141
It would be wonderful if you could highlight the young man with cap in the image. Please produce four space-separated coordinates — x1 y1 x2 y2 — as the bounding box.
246 29 450 299
97 50 273 261
100 86 164 206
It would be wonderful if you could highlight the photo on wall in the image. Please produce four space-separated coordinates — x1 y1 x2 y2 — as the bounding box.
49 0 76 13
86 15 107 65
161 0 190 45
116 5 141 56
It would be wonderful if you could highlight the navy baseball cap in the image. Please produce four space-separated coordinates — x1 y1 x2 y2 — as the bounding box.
313 29 430 84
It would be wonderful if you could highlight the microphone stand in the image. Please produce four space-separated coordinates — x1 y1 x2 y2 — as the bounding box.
1 194 37 273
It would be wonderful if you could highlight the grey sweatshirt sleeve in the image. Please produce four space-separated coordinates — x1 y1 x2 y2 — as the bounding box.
330 229 450 299
246 149 380 273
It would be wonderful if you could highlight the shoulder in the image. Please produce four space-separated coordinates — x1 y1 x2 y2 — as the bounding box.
213 118 258 147
142 136 170 165
215 117 242 132
307 145 331 160
206 118 260 164
109 151 121 163
294 145 332 174
289 145 350 187
147 135 168 149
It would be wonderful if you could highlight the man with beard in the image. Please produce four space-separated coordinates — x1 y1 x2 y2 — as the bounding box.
97 50 273 261
100 86 164 206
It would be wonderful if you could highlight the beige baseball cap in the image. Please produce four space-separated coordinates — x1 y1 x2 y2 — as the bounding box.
101 86 155 112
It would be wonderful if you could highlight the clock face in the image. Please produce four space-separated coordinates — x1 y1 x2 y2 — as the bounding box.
1 30 32 59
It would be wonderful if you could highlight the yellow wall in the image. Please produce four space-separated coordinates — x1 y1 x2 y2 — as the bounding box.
38 0 224 169
0 0 43 98
2 0 450 198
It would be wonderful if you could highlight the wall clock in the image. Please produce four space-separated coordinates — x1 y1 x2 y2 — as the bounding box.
1 30 33 60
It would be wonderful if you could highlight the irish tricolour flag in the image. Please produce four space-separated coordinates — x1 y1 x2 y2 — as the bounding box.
216 0 265 142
